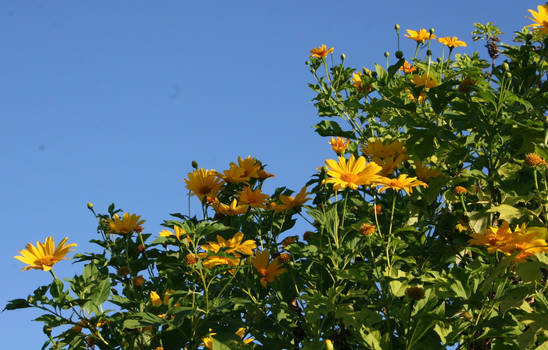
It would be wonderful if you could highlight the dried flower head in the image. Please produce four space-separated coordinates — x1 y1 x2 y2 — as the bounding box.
525 153 547 167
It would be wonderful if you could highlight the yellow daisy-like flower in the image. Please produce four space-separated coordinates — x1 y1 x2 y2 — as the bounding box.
219 164 250 184
376 174 427 194
329 137 350 154
271 186 312 212
526 5 548 35
400 60 417 74
410 74 439 88
414 161 442 182
309 44 334 58
238 187 269 209
201 232 256 258
150 291 162 307
184 168 224 200
351 70 373 92
14 236 77 271
438 36 467 49
407 90 427 104
212 198 249 216
159 225 188 241
361 140 409 176
250 249 287 287
405 29 436 43
235 327 255 344
107 212 145 235
323 155 383 191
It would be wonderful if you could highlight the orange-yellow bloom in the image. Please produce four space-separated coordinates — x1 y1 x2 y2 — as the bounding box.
150 291 162 306
329 137 350 154
200 232 256 270
361 140 409 176
323 155 383 191
376 174 427 194
351 70 373 92
414 161 442 182
309 44 334 58
238 187 269 209
14 236 77 271
400 60 417 74
212 198 249 216
411 74 439 88
251 249 287 287
271 186 311 212
526 5 548 35
438 36 467 49
405 29 436 43
185 168 224 200
159 225 188 241
107 212 145 234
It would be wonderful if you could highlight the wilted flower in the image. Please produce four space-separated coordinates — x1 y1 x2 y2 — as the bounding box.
525 153 547 167
360 223 376 236
453 186 467 195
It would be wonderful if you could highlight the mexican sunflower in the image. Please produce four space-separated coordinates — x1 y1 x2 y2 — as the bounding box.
309 44 334 58
438 36 467 49
14 236 77 271
271 186 311 212
107 212 145 234
323 154 383 190
404 29 436 43
361 140 408 176
526 5 548 35
250 249 287 287
184 168 224 200
376 174 427 194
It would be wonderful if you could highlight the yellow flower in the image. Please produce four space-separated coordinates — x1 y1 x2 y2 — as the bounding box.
351 71 373 92
309 44 334 58
407 90 427 104
323 154 383 191
329 137 350 155
238 187 269 209
184 168 224 200
361 140 409 176
237 155 261 178
360 223 376 236
453 186 467 195
410 74 439 88
469 222 548 263
271 186 312 212
150 291 162 307
219 164 250 183
202 232 257 256
107 212 145 235
438 36 467 49
525 153 547 167
14 236 77 271
414 161 441 182
400 60 418 74
526 5 548 35
251 249 287 287
159 225 187 241
405 29 436 43
376 174 427 194
235 327 255 344
257 168 275 180
163 289 173 305
212 198 249 216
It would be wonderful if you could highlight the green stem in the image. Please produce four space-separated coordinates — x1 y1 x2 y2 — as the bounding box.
386 194 397 273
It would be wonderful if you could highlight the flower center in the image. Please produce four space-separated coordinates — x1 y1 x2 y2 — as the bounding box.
198 185 213 194
341 173 358 184
37 255 56 266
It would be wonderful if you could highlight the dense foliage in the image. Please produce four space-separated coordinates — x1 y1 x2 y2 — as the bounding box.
6 6 548 350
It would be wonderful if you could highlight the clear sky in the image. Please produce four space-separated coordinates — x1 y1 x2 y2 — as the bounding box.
0 1 541 348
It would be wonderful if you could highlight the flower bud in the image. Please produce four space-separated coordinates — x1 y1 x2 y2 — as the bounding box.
384 51 390 58
436 57 442 63
87 202 94 210
406 286 425 300
429 28 435 35
502 62 510 71
325 339 334 350
426 49 432 56
340 53 346 61
303 231 314 242
279 252 291 264
394 24 400 31
191 160 198 169
395 50 403 59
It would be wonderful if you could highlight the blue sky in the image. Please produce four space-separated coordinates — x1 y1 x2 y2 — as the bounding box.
0 1 541 348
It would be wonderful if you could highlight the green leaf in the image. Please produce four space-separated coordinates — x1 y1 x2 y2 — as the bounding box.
487 204 522 221
314 120 355 138
515 261 542 282
90 279 111 306
49 278 65 302
500 286 530 314
3 298 31 311
212 338 234 350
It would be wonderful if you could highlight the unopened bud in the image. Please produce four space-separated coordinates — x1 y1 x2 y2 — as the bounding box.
395 50 403 59
426 49 432 56
325 339 334 350
305 61 310 66
429 28 435 35
384 51 390 58
191 160 198 169
394 24 400 31
437 57 442 63
340 53 346 61
87 202 94 210
406 286 425 300
505 72 512 79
